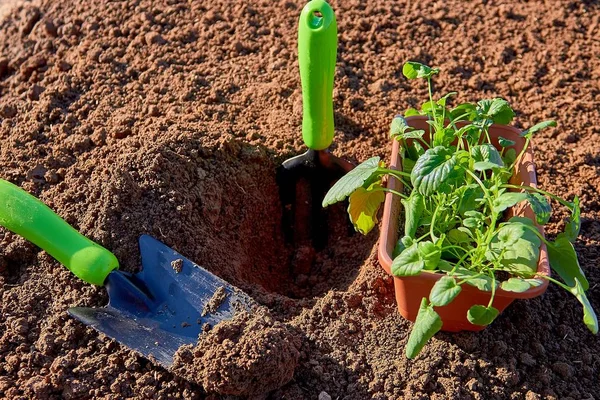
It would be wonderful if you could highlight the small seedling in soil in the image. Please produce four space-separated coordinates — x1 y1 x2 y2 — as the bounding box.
323 61 598 358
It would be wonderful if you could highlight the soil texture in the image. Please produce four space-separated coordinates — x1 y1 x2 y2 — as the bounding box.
172 308 301 397
0 0 599 398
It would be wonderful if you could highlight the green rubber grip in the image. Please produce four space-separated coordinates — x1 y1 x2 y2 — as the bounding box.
0 180 118 286
298 0 337 150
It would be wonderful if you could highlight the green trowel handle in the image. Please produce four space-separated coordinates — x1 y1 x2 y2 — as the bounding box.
298 0 337 151
0 180 118 286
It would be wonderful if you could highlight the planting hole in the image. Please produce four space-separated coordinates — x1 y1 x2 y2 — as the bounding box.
309 10 324 29
73 137 374 307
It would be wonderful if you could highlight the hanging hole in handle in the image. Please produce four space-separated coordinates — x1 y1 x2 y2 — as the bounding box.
308 10 324 29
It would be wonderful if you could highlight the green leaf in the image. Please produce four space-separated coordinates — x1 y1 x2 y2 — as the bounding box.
390 116 425 140
402 62 440 80
401 191 424 238
347 185 385 235
501 277 532 293
457 185 484 216
474 161 502 171
524 278 545 287
471 144 503 168
450 103 477 121
455 124 480 142
503 148 517 166
570 278 598 334
406 298 442 359
521 120 557 138
476 98 515 125
488 219 541 277
492 192 528 214
323 157 381 206
463 218 480 228
406 141 425 161
432 127 455 147
526 193 552 225
393 239 406 258
390 116 410 137
464 210 485 219
498 136 516 147
458 226 475 239
564 196 581 242
418 241 441 270
437 92 457 107
422 101 445 116
448 228 471 244
402 156 416 174
392 244 424 276
467 305 499 326
493 221 531 247
401 235 414 247
547 233 589 290
429 276 462 306
438 263 495 291
404 107 421 117
411 146 459 195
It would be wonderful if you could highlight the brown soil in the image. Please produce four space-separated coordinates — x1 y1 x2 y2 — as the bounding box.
0 0 599 399
172 308 301 397
201 286 228 317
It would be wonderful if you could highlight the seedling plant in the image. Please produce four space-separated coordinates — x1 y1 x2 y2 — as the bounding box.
323 62 598 358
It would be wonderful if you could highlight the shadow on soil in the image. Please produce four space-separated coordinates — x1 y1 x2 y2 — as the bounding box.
94 134 376 311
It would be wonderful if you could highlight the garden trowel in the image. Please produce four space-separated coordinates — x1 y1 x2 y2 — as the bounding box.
0 179 254 368
277 0 353 251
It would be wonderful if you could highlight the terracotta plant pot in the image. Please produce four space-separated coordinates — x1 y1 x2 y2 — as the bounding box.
377 116 551 332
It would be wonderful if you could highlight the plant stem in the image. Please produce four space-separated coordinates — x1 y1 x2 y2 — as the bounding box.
501 183 574 209
536 274 571 291
510 136 531 172
487 273 497 308
429 200 443 242
369 187 409 200
379 168 411 178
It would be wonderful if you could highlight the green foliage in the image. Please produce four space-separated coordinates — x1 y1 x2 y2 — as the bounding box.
411 146 461 195
527 193 552 225
390 116 425 141
322 61 594 359
476 98 515 125
430 276 462 306
498 136 516 147
521 120 557 138
322 157 381 207
406 298 442 359
402 61 439 80
467 305 499 326
392 243 424 276
547 233 589 290
401 191 424 238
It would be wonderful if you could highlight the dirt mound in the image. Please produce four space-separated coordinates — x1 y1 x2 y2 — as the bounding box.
0 0 599 398
172 308 301 396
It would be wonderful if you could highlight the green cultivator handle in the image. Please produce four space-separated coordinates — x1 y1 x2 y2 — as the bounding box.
0 180 118 286
298 0 337 150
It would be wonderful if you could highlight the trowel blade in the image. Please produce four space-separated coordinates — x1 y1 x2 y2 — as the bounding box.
68 235 255 368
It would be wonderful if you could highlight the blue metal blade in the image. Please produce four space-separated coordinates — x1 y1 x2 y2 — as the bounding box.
68 235 255 368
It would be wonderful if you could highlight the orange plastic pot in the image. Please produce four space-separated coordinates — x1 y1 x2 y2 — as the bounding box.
377 116 551 332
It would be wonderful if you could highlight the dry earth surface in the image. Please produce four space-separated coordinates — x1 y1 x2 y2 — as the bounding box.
0 0 599 399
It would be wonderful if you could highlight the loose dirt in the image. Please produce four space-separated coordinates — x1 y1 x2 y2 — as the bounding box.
172 308 301 397
201 286 228 317
0 0 599 398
